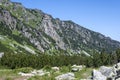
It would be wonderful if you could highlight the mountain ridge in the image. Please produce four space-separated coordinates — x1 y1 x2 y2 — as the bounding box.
0 0 120 55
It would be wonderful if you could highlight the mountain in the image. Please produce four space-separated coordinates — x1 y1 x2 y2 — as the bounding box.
0 0 120 55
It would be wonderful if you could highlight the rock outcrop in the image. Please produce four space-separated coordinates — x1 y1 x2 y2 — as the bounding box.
92 63 120 80
0 0 120 54
92 69 107 80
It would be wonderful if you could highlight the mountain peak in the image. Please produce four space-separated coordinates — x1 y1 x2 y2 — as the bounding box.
0 0 120 54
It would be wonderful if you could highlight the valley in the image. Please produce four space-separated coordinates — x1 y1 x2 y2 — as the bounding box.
0 0 120 80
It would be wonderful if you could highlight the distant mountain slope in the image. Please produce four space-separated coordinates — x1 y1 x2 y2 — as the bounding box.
0 0 120 54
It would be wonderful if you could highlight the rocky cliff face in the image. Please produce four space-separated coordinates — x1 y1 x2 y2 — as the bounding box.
0 0 120 54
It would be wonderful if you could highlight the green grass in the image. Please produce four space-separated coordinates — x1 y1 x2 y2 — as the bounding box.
28 75 56 80
0 69 19 80
12 30 20 35
0 34 38 54
14 67 33 73
60 66 70 73
74 68 93 80
0 68 33 80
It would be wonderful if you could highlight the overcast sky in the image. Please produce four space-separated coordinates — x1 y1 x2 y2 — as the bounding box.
11 0 120 41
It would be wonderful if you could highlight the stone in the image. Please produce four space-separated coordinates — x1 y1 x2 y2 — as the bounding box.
113 63 120 79
115 63 120 70
37 69 50 76
52 67 60 71
18 69 50 77
31 70 37 74
18 72 34 77
0 52 4 58
99 66 114 78
71 68 79 72
92 69 107 80
71 65 85 72
55 72 75 80
91 63 120 80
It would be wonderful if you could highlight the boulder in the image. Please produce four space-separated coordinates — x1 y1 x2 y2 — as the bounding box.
91 63 120 80
71 65 85 72
55 72 75 80
113 63 120 79
92 69 107 80
0 52 4 58
71 68 79 72
18 69 50 77
52 67 60 71
31 70 37 74
18 72 34 77
99 66 114 78
116 63 120 70
37 69 50 76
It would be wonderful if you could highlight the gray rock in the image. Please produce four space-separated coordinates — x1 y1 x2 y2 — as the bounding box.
18 69 50 77
0 52 4 58
71 68 79 72
55 72 75 80
99 66 114 78
51 67 60 71
71 65 85 72
18 72 34 77
37 70 50 76
91 63 120 80
92 69 107 80
113 63 120 79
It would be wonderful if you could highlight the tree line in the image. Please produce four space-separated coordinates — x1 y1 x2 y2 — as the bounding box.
0 49 120 69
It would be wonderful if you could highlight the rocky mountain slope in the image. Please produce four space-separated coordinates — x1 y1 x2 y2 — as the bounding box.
0 0 120 54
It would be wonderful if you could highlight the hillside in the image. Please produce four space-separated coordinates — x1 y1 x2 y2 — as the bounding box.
0 0 120 55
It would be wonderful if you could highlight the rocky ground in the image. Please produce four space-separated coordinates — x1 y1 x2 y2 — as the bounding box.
1 63 120 80
18 65 88 80
0 65 92 80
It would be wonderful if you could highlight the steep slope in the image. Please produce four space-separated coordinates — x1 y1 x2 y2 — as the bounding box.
0 0 120 54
